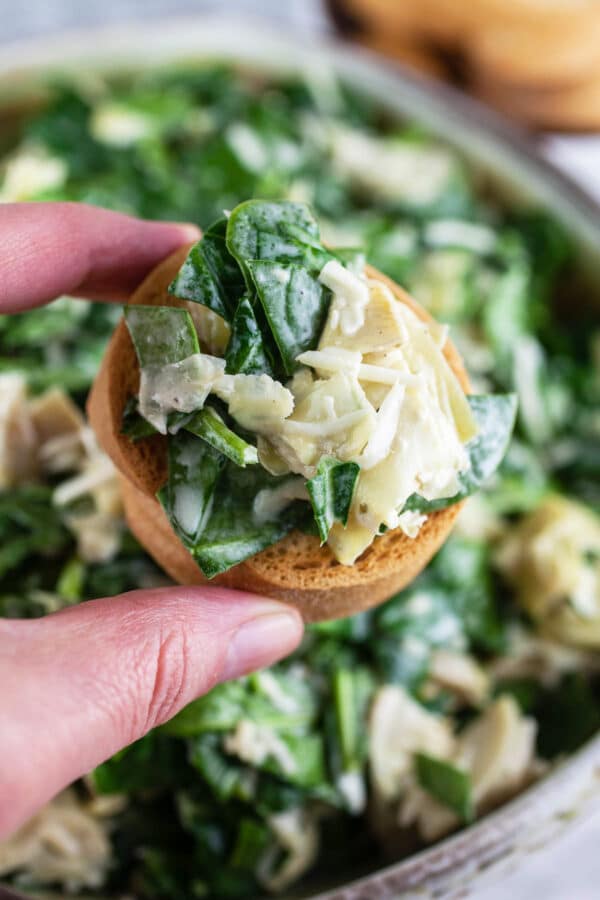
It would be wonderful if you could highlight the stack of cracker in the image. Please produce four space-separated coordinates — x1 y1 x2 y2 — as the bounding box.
329 0 600 131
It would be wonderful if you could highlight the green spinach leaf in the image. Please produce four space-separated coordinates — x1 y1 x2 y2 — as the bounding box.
125 305 199 367
331 667 374 773
160 431 225 545
306 457 360 543
247 260 330 374
415 753 474 822
0 486 71 580
226 200 333 374
168 219 244 321
225 294 274 376
192 466 305 578
226 199 320 270
373 537 505 689
182 407 258 467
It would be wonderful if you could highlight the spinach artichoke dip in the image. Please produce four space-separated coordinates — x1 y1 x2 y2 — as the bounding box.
0 63 599 900
123 199 514 575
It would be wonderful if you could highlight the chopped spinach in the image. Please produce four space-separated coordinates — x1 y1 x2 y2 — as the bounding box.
307 457 360 543
225 294 274 376
168 218 244 321
191 466 305 579
226 200 334 374
331 667 374 774
161 431 226 545
124 305 199 367
182 407 258 467
415 753 474 823
373 537 506 690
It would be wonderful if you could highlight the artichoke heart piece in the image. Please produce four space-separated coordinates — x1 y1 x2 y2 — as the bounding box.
393 302 477 445
496 496 600 648
331 345 473 563
298 278 477 565
273 372 375 476
216 373 294 434
319 279 408 354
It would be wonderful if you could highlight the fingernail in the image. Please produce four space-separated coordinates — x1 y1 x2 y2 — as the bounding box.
222 612 302 681
175 223 202 241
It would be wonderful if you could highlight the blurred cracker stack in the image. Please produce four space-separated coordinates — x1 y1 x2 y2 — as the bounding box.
329 0 600 131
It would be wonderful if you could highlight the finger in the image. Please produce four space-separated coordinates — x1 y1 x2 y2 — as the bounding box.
0 202 200 313
0 587 302 837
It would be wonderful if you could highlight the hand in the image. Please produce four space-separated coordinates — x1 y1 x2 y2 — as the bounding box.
0 203 304 838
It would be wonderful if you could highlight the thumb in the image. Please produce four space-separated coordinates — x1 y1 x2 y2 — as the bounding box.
0 587 302 837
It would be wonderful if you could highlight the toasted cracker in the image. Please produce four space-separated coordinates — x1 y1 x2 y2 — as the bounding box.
476 75 600 131
357 31 449 80
88 249 470 622
467 17 600 90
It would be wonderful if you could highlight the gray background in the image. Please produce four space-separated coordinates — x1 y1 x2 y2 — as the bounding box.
0 0 327 44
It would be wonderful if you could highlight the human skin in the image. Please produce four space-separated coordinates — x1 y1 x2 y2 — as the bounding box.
0 202 304 838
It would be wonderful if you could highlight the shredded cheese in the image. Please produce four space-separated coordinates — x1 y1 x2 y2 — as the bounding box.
319 259 369 336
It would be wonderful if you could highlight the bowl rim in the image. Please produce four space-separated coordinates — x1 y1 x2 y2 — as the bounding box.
1 14 599 900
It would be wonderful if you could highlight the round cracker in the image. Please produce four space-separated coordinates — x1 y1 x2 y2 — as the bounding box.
88 250 471 622
335 0 470 44
357 30 449 80
466 0 599 30
477 74 600 130
467 17 600 89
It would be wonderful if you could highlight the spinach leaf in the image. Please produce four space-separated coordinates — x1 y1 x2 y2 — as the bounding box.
225 294 274 376
404 394 517 513
182 407 258 467
306 457 360 543
247 260 330 374
255 731 326 789
415 753 474 823
373 537 505 689
229 818 270 871
56 556 85 603
161 431 225 545
226 200 333 374
0 297 88 347
121 401 257 471
168 219 244 321
164 675 316 737
1 302 119 393
188 734 256 803
25 85 110 179
331 667 374 773
0 486 71 579
535 673 600 759
197 721 327 791
83 551 165 600
93 732 185 794
482 244 530 369
125 305 199 367
192 466 305 578
226 199 320 271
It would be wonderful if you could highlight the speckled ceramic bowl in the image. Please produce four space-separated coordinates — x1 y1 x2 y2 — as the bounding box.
1 17 599 900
